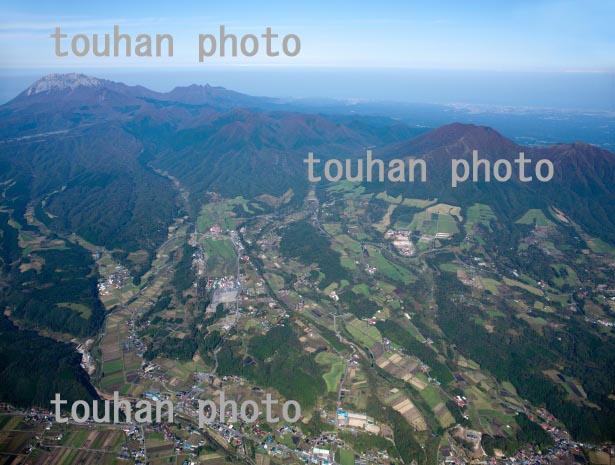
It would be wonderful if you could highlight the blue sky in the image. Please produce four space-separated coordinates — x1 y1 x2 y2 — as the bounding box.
1 0 613 70
0 1 613 109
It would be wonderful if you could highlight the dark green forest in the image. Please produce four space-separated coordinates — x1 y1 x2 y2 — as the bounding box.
2 242 105 337
217 325 325 408
0 315 98 409
434 271 615 442
279 220 348 289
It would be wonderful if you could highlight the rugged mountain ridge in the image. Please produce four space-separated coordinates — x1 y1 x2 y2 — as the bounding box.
2 74 615 256
2 74 615 446
374 123 615 243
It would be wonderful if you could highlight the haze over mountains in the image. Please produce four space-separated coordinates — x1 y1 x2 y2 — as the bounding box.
1 73 614 261
1 73 615 454
0 74 420 260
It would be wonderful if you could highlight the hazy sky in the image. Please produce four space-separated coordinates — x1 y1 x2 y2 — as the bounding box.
1 1 613 108
2 0 613 70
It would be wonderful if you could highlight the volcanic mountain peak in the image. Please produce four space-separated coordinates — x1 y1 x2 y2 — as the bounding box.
416 122 518 149
175 83 213 91
379 122 520 161
164 82 273 108
24 73 108 96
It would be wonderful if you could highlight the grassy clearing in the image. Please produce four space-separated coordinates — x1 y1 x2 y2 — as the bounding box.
426 203 463 222
334 234 363 254
520 314 548 327
103 359 124 374
331 235 362 271
328 181 366 197
438 410 456 428
56 302 92 319
316 352 346 392
100 371 124 388
352 283 371 296
503 277 544 296
376 191 403 204
197 197 252 233
420 386 442 409
385 391 404 403
345 318 382 348
404 322 424 342
340 256 358 270
402 204 461 236
435 215 459 234
551 264 580 288
515 209 554 227
403 198 437 208
486 309 505 318
339 449 355 465
376 204 397 232
465 203 496 231
480 278 501 295
323 363 346 392
587 237 615 256
202 237 237 276
323 223 343 235
478 409 516 429
439 263 458 273
323 282 338 295
366 246 415 283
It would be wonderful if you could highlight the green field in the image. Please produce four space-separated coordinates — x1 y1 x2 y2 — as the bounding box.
103 359 124 374
197 197 253 233
60 430 89 448
334 234 363 254
478 409 517 430
56 302 92 319
397 205 460 236
503 277 544 296
331 234 363 271
323 282 338 295
316 352 346 392
551 264 580 288
339 448 355 465
480 278 501 295
486 309 505 318
328 181 367 199
515 209 555 227
465 203 497 231
352 283 371 296
203 237 237 276
420 386 442 409
366 246 415 283
340 256 358 270
100 371 124 388
419 386 454 427
323 223 343 235
587 237 615 256
439 263 458 273
385 391 404 404
345 318 383 348
376 191 403 204
402 198 437 208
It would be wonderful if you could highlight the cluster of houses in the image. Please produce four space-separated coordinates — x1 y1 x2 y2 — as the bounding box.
384 229 416 256
97 264 131 295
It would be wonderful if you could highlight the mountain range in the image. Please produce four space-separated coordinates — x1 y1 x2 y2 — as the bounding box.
4 73 613 256
1 74 615 445
0 74 424 261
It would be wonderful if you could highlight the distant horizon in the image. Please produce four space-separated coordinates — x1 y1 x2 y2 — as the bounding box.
1 67 614 112
2 1 613 111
